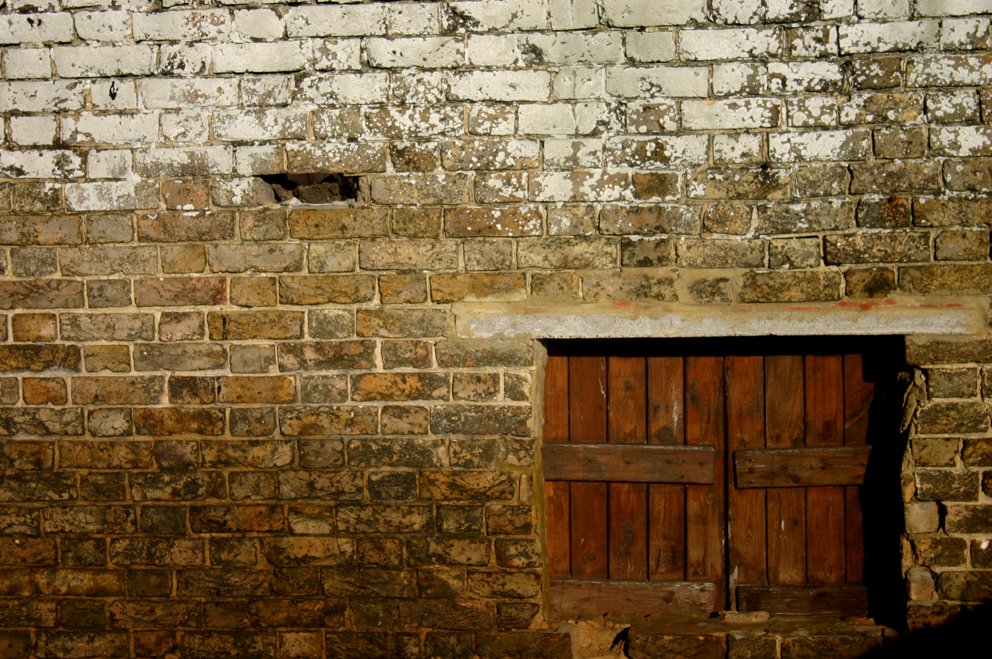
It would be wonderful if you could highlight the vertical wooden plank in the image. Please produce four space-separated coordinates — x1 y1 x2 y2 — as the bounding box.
685 355 725 610
805 354 846 585
569 355 608 579
543 353 571 577
608 356 648 580
727 355 767 606
764 354 806 586
844 352 873 585
647 356 686 581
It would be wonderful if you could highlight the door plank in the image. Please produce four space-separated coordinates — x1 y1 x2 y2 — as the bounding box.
608 356 648 580
549 578 716 619
542 444 715 483
844 353 873 584
737 585 868 617
765 354 806 585
570 355 608 578
647 356 686 581
685 355 725 610
727 355 767 599
734 446 871 487
805 354 846 585
543 354 571 577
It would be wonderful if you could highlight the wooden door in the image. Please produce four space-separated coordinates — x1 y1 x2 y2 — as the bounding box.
542 339 898 620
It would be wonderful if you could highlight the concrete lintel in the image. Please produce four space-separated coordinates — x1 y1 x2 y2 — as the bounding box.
454 298 988 340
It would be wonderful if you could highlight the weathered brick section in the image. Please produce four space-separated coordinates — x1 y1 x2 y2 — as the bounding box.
1 0 992 655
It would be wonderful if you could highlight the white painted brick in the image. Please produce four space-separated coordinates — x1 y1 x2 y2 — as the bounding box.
214 42 307 73
4 48 51 79
605 135 709 166
625 31 676 62
553 67 607 99
87 149 132 179
159 44 211 76
680 28 781 61
240 76 294 107
286 5 387 37
525 32 625 65
714 133 763 164
549 0 599 29
233 9 284 40
74 10 132 41
65 180 159 212
141 78 239 109
0 13 74 44
387 3 440 35
925 90 980 122
62 112 160 145
54 45 156 77
390 70 449 104
519 103 576 134
134 146 234 176
907 55 992 86
312 39 362 71
297 73 391 105
711 0 762 24
161 110 210 143
768 61 844 93
931 126 992 157
768 129 872 162
469 106 516 136
466 35 521 67
529 170 629 202
788 97 838 127
367 37 464 69
787 27 839 58
575 102 616 134
765 0 817 21
625 100 679 133
839 20 939 54
235 145 284 176
0 149 84 179
712 63 766 96
682 98 780 130
450 71 551 102
941 18 992 49
606 66 708 98
212 176 274 208
212 109 309 141
133 10 230 41
603 0 706 26
90 79 138 110
917 0 992 15
821 0 855 18
544 138 602 169
857 0 910 18
364 106 462 138
445 0 550 32
9 116 58 146
12 0 59 10
0 80 84 112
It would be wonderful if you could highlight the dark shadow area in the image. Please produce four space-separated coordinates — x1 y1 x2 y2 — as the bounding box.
862 603 992 657
260 173 359 204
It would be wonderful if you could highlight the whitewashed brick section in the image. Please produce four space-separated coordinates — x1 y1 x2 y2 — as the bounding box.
214 42 307 73
466 35 520 67
926 90 980 122
296 73 391 104
711 0 762 24
838 20 939 54
285 4 387 37
713 63 767 96
605 135 708 166
91 79 138 111
940 18 992 49
65 180 158 211
367 37 464 68
525 32 625 64
161 110 210 143
603 0 706 26
768 129 872 162
917 0 992 15
549 0 598 29
313 40 362 71
769 61 844 93
212 109 309 141
134 146 234 176
606 66 708 98
625 31 677 62
553 67 607 99
4 48 52 79
445 0 550 32
0 13 74 44
857 0 910 19
544 138 602 168
908 55 992 86
235 145 284 176
141 78 240 109
821 0 856 19
679 28 781 61
931 126 992 157
53 45 156 77
62 113 160 144
233 10 285 40
134 9 230 41
0 80 84 112
682 99 781 130
387 3 441 35
74 11 132 41
714 133 763 164
519 104 576 134
87 149 132 179
9 116 58 146
0 149 84 178
450 71 551 101
159 44 211 76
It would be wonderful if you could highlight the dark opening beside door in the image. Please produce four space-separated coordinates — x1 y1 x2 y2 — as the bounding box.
541 338 904 622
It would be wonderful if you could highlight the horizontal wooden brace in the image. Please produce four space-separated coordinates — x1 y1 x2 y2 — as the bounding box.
737 585 868 617
542 444 715 484
734 446 871 488
549 578 717 620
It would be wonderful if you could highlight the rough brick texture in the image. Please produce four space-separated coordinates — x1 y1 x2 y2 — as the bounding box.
1 0 992 655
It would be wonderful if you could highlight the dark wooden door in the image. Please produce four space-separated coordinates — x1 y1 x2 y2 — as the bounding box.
542 339 897 620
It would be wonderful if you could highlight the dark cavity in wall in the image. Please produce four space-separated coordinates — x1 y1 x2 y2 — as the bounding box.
260 173 359 204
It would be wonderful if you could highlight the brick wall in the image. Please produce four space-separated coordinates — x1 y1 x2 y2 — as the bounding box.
0 0 991 656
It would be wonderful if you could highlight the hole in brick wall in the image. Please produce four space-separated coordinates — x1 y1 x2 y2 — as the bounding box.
259 173 359 204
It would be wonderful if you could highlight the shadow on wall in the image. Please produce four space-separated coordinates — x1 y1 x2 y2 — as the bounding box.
862 604 992 657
